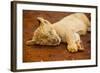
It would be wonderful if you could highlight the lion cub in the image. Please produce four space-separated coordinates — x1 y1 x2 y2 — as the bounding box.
26 13 90 53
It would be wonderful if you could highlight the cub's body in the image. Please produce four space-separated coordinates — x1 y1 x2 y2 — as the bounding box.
26 13 90 53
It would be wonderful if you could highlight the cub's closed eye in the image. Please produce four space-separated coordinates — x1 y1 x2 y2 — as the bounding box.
48 31 53 35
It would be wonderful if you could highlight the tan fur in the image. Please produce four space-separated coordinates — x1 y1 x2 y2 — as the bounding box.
26 13 90 53
53 13 90 52
26 17 61 46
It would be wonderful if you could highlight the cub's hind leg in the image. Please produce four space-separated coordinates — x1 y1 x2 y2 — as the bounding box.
74 33 84 51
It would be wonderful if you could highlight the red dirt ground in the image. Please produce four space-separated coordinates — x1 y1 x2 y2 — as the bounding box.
23 10 91 62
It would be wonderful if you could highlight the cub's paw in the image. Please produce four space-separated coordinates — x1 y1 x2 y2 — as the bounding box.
76 40 84 51
67 44 78 53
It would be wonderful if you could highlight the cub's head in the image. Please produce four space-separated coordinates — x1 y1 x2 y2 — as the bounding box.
26 17 61 46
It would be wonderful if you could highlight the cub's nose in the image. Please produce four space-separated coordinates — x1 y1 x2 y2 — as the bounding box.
52 38 61 45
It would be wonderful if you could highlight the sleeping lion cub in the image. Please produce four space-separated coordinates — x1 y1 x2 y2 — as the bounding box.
26 13 90 53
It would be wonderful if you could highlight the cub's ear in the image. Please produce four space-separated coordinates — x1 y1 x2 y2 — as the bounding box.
37 17 44 21
37 17 51 25
26 40 35 46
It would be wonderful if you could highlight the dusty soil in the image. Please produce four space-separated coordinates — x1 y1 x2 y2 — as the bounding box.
23 10 91 62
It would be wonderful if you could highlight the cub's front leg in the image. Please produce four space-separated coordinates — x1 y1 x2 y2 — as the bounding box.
65 30 84 53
